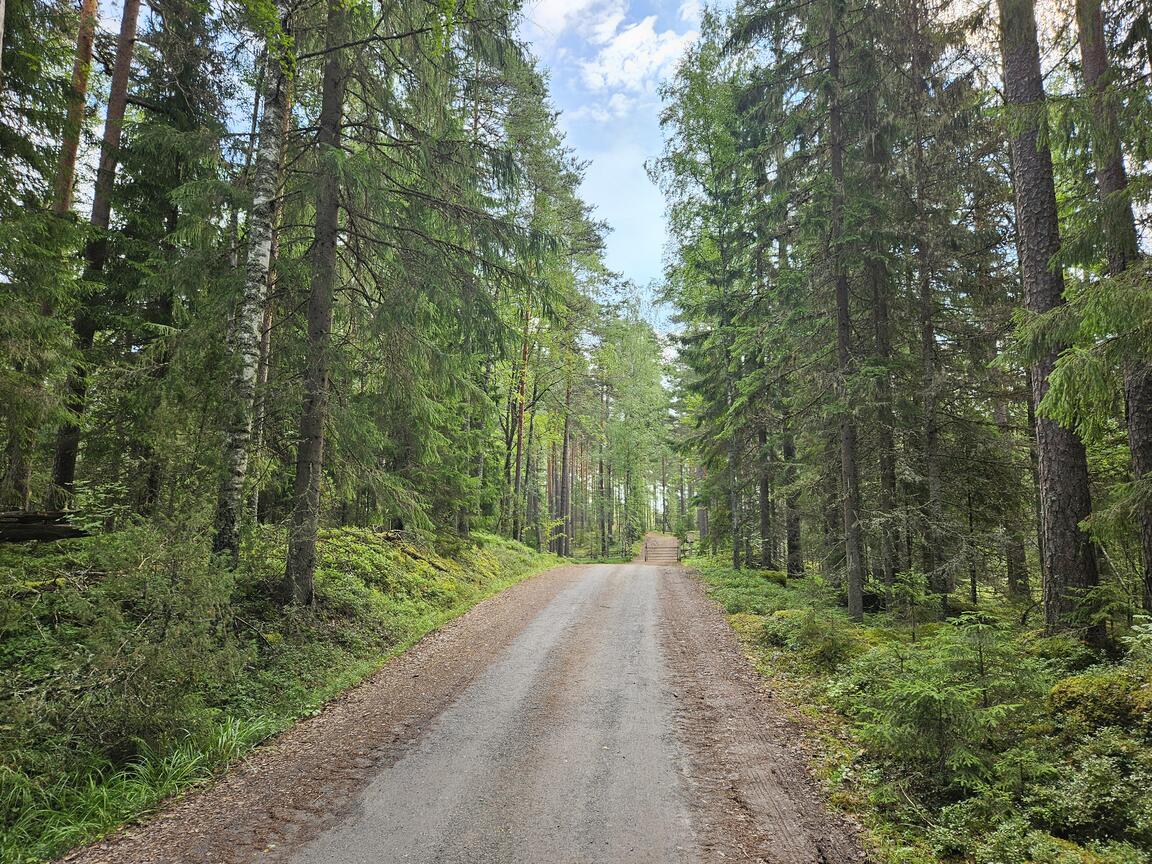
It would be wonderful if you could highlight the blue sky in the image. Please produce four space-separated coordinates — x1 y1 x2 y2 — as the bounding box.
520 0 703 291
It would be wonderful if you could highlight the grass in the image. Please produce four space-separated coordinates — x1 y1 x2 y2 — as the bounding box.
0 527 558 863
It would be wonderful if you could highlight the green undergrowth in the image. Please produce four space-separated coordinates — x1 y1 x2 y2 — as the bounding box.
0 525 557 863
687 555 1152 864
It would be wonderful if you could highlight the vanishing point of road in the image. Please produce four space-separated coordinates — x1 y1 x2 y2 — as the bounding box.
64 535 861 864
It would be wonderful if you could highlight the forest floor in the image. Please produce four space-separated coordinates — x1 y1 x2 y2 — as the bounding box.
59 535 861 864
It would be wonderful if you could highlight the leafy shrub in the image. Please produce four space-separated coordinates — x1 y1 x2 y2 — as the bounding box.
761 608 861 669
0 525 555 863
1027 727 1152 849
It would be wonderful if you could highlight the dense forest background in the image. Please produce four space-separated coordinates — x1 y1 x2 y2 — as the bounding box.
2 0 1152 860
0 0 681 858
654 0 1152 861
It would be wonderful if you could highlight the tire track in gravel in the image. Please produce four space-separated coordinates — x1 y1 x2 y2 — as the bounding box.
61 555 863 864
659 564 863 864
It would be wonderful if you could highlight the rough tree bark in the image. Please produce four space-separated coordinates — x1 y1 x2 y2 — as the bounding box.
214 40 292 564
1075 0 1152 613
999 0 1101 640
55 0 98 215
47 0 141 508
283 0 347 604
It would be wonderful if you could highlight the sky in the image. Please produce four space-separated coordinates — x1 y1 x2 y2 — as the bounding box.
519 0 704 291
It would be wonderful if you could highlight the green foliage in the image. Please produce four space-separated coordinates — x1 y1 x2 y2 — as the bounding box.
0 528 555 862
691 553 1152 863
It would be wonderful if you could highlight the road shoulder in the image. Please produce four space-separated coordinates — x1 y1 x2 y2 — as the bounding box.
659 565 864 864
61 564 586 864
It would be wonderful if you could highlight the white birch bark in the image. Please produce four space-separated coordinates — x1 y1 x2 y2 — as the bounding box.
213 46 291 563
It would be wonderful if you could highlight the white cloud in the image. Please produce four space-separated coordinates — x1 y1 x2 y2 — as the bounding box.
525 0 626 43
579 15 698 94
678 0 703 25
608 92 635 116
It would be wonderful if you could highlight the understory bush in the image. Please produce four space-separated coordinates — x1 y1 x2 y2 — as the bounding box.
0 526 555 863
689 555 1152 864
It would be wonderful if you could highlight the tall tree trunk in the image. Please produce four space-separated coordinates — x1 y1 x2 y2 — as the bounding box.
782 424 803 577
730 434 742 571
1075 0 1152 613
695 464 707 541
55 0 98 215
999 0 1101 640
3 0 98 508
559 374 572 557
598 384 607 555
47 0 142 508
661 452 668 533
525 399 538 549
282 0 346 604
829 15 865 620
511 306 530 542
759 426 774 568
214 43 292 564
870 254 898 589
994 391 1030 598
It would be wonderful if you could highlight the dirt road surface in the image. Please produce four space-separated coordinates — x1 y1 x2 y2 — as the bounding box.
64 538 861 864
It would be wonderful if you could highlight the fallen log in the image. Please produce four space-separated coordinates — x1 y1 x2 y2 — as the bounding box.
0 511 90 543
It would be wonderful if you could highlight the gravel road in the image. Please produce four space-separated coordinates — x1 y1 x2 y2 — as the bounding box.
63 543 860 864
290 564 695 864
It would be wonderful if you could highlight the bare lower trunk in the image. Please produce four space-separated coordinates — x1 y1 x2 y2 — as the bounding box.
782 426 803 578
511 307 530 542
214 44 292 564
283 0 346 604
1075 0 1152 612
1000 0 1101 641
695 464 707 541
47 0 141 508
559 375 572 557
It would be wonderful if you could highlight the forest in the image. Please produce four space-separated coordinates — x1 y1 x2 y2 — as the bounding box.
0 0 678 858
655 0 1152 860
0 0 1150 860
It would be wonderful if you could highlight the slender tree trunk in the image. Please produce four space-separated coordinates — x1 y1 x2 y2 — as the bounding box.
511 306 530 542
730 435 742 570
829 15 864 620
55 0 98 214
782 425 803 577
869 253 898 589
918 209 944 599
695 464 707 541
759 426 774 568
661 452 668 533
250 67 295 524
282 0 346 604
1075 0 1152 612
214 43 292 563
999 0 1101 640
559 375 572 557
47 0 141 508
525 400 538 549
994 392 1030 598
